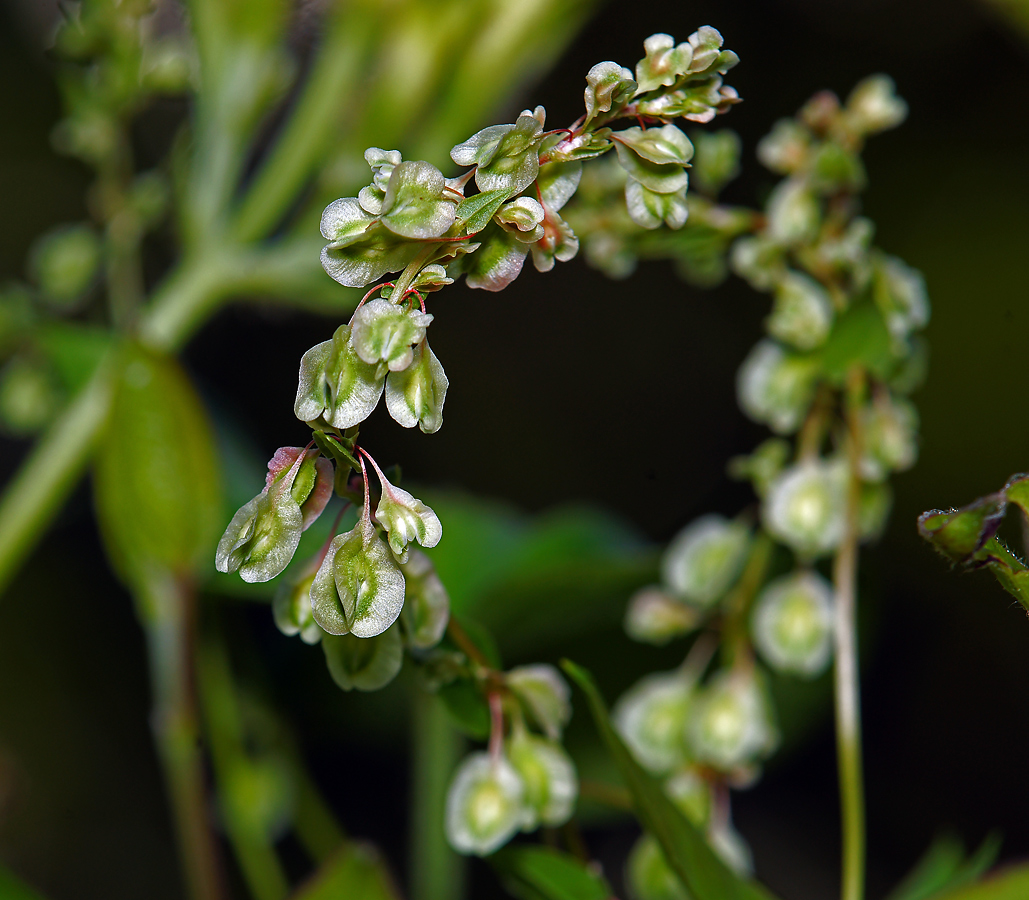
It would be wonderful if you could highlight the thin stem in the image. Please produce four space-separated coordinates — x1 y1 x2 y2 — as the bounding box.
487 692 504 761
833 365 867 900
721 531 774 666
446 616 491 669
197 628 290 900
409 690 465 900
140 574 227 900
0 358 114 597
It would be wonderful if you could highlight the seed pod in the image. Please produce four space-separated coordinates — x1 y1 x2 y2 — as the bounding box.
322 625 403 692
751 571 834 677
661 515 750 608
385 338 448 434
367 455 442 562
737 339 819 435
399 550 450 649
445 752 528 856
351 298 433 372
624 586 700 645
272 563 323 644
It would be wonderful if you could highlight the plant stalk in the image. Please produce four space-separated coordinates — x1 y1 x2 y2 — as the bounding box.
141 574 227 900
409 690 465 900
833 365 867 900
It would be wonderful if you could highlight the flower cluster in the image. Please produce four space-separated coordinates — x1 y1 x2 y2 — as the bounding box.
444 664 577 856
615 76 928 899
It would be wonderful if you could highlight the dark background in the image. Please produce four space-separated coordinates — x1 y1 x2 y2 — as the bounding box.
1 0 1028 898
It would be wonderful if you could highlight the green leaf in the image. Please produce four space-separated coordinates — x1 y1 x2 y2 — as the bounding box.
492 846 611 900
94 343 221 589
820 301 896 386
930 865 1029 900
35 322 111 393
290 841 400 900
0 863 50 900
561 660 779 900
457 188 512 235
886 834 1000 900
438 676 491 739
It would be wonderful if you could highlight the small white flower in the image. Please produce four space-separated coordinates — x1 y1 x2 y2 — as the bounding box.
445 753 527 856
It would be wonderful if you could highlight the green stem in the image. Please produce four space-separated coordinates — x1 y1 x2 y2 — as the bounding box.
197 629 290 900
141 575 228 900
232 7 376 243
409 689 465 900
0 359 114 596
833 365 866 900
721 530 774 665
292 766 347 864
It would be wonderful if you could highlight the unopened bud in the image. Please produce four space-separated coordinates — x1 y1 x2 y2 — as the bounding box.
625 586 701 644
688 667 777 771
445 752 527 856
662 515 751 607
614 671 695 775
507 732 577 829
763 458 847 558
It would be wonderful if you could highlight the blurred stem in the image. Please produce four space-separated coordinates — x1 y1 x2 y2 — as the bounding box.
0 358 114 597
99 129 144 329
140 575 227 900
721 531 774 666
409 690 465 900
292 765 347 864
232 6 375 243
198 629 290 900
833 365 867 900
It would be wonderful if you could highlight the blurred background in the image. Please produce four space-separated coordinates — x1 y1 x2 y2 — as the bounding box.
1 0 1028 898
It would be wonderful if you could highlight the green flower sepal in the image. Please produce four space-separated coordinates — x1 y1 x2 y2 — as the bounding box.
294 323 385 429
385 337 448 433
215 447 333 583
309 495 406 639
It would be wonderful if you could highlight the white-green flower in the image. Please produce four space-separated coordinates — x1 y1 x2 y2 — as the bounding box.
507 731 578 829
613 670 695 775
364 452 442 562
385 338 448 434
662 515 750 607
860 394 918 482
688 667 777 772
445 752 528 856
624 586 700 645
506 664 572 741
737 339 819 435
763 458 847 558
309 496 405 638
351 298 433 372
399 549 449 649
767 271 834 351
751 570 834 677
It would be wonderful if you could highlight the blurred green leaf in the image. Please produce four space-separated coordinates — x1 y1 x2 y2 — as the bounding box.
562 660 779 900
821 301 894 385
886 834 1000 900
94 342 222 589
290 841 400 900
930 865 1029 900
492 846 611 900
35 322 111 393
438 676 491 739
0 864 50 900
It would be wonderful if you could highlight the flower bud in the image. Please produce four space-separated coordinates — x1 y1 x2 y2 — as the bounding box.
756 119 810 175
0 355 61 435
662 515 750 608
635 33 694 93
762 458 847 558
730 236 785 291
506 665 572 741
507 732 577 829
496 197 545 243
29 223 101 308
845 75 907 135
351 298 433 372
385 338 448 434
767 271 834 351
584 62 636 123
613 671 695 775
765 178 819 246
445 752 528 856
727 438 791 498
216 448 332 583
872 253 929 345
688 667 777 772
367 458 442 563
309 507 406 638
860 395 918 482
399 549 449 649
624 586 701 645
751 571 834 677
322 625 403 691
737 340 819 435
